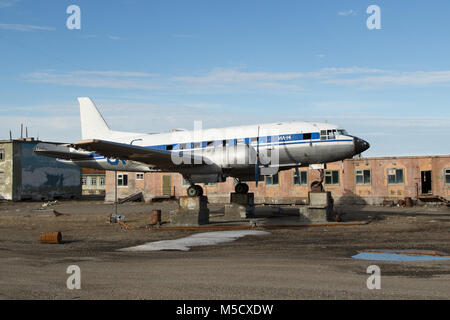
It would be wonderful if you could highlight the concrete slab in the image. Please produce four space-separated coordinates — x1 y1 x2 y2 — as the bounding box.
224 203 254 219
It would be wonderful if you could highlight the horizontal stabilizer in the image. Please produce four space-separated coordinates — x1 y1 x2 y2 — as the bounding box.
33 142 92 160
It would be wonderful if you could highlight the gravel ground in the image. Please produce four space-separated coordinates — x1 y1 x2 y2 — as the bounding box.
0 200 449 300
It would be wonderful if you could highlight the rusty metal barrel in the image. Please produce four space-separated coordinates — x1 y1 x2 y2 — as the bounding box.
40 232 62 244
152 210 162 225
405 197 413 208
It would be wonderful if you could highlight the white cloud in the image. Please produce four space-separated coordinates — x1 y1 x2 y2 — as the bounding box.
21 67 450 94
0 23 54 31
322 70 450 86
22 68 306 92
0 0 18 8
23 70 164 90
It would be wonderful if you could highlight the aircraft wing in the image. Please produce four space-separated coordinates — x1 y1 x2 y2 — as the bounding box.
72 139 210 170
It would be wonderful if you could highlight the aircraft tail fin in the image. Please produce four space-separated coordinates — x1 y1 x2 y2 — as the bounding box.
78 97 111 140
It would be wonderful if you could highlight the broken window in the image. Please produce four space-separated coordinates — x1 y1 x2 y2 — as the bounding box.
136 173 144 180
356 169 371 185
81 177 87 185
324 170 339 185
445 169 450 184
118 174 128 186
99 177 105 186
166 145 173 151
387 168 404 184
0 149 4 161
293 170 308 186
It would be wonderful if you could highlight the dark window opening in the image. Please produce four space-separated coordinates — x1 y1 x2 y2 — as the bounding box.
324 170 339 185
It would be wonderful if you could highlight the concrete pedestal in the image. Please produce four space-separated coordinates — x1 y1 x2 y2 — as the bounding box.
224 193 255 219
299 192 335 222
170 196 209 226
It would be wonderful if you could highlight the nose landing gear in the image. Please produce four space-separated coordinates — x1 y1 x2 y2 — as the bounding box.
235 182 249 194
187 185 204 197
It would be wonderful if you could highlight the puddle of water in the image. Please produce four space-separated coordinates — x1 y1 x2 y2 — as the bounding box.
119 230 269 252
352 249 450 262
353 253 450 261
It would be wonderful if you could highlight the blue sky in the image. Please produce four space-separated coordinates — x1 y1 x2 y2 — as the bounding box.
0 0 449 156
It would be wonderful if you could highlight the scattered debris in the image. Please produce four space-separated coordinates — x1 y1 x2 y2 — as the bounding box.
118 192 143 204
118 220 133 230
110 214 125 223
53 209 70 217
39 200 59 210
382 200 394 207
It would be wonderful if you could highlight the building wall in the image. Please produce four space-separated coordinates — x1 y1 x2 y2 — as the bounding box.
17 141 82 201
104 155 450 204
0 142 14 200
0 140 82 201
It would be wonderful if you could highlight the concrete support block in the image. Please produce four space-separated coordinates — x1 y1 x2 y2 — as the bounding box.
230 192 255 206
299 206 334 223
308 192 331 206
170 196 209 226
299 192 335 222
224 193 255 219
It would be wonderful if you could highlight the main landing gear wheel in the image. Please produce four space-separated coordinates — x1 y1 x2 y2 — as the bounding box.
235 183 249 194
187 185 204 197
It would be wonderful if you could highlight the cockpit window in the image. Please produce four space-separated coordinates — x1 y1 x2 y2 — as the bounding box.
327 130 336 139
321 129 344 140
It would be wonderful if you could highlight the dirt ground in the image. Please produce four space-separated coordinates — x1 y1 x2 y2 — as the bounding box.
0 199 449 300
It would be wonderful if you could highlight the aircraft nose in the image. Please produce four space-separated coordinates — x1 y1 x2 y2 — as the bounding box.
354 137 370 155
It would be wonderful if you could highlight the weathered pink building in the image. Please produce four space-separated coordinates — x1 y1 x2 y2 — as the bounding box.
105 155 450 205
